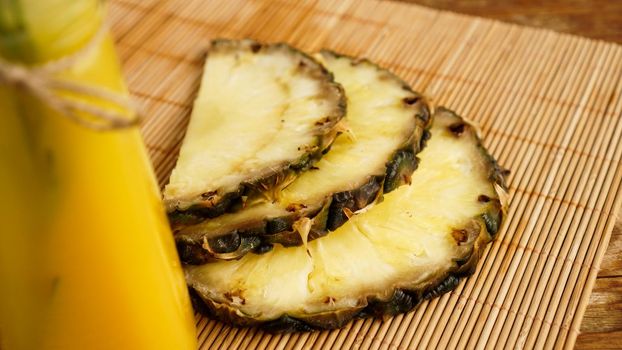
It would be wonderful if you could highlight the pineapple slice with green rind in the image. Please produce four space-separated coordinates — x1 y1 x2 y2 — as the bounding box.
164 40 346 222
186 107 508 332
176 51 431 263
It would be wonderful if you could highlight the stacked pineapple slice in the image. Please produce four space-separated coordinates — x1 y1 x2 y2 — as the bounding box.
166 39 508 331
164 40 347 224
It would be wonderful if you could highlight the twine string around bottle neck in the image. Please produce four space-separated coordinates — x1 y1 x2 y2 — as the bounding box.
0 22 141 131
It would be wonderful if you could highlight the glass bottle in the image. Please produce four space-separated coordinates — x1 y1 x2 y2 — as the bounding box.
0 1 197 349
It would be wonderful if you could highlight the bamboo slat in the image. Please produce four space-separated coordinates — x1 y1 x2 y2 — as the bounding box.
107 0 622 348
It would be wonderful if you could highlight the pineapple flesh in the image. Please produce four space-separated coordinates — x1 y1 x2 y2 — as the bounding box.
186 107 508 332
163 40 346 223
176 51 430 263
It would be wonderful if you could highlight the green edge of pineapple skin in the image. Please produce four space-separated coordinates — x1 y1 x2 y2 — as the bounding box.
176 51 432 264
167 39 348 226
189 107 508 332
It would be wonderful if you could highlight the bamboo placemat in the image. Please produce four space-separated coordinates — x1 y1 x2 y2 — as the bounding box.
108 0 622 348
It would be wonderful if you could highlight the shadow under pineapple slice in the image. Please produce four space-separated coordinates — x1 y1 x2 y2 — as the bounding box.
164 40 346 224
185 107 508 332
176 50 431 264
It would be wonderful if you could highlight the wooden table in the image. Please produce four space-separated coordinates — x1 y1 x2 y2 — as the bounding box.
577 224 622 348
389 1 622 348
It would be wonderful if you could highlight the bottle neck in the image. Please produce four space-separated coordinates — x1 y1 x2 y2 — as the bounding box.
0 0 103 64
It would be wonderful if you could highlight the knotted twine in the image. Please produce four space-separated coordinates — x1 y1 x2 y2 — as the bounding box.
0 22 141 131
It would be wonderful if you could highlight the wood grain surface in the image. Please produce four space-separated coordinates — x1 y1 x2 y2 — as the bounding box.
391 0 622 44
393 2 622 348
575 223 622 349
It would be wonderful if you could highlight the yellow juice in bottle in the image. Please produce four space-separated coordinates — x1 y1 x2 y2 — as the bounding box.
0 1 197 349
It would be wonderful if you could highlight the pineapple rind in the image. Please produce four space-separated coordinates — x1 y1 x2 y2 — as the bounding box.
176 51 431 263
164 39 347 223
186 107 508 331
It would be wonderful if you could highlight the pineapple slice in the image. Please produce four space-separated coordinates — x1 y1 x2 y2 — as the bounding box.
163 40 346 222
186 108 508 331
176 51 430 263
